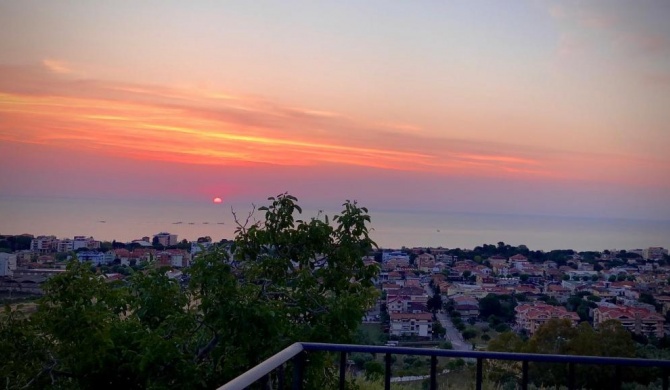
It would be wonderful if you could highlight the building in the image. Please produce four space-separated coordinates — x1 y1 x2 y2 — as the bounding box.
153 232 179 247
191 240 214 256
73 236 101 251
593 304 665 338
0 253 17 276
31 236 58 254
452 295 479 318
515 303 580 335
382 251 410 262
389 312 433 338
643 247 668 261
156 249 190 268
76 251 114 266
57 239 74 253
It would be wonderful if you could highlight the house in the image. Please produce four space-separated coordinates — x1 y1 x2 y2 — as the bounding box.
593 304 665 338
510 254 530 271
156 249 190 268
391 287 426 303
452 295 479 318
515 303 580 335
382 283 401 294
387 295 408 313
416 253 435 271
389 313 433 338
447 283 486 298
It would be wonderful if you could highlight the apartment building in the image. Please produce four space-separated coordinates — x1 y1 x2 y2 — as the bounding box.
389 312 433 338
593 304 665 338
515 303 579 335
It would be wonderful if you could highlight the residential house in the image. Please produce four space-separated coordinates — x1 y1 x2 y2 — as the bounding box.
515 302 580 335
389 313 433 338
452 295 479 318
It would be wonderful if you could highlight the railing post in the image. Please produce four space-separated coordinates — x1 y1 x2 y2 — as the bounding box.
292 352 305 390
568 362 575 390
476 358 483 390
261 373 270 390
384 352 391 390
430 355 437 390
664 367 669 390
339 351 347 390
278 364 285 390
521 360 528 390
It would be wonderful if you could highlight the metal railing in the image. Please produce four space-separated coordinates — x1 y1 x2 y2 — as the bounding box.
219 342 670 390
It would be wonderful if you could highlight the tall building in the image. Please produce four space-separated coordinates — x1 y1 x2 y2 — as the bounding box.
153 232 178 247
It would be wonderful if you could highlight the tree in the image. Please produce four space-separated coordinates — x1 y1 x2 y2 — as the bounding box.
0 194 379 389
432 321 446 339
426 290 443 314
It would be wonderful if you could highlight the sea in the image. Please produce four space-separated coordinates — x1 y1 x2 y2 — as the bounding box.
0 195 668 252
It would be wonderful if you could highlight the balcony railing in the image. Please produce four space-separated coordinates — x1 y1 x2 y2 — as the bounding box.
219 342 670 390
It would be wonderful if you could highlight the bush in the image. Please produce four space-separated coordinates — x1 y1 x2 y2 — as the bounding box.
364 361 384 381
495 323 510 332
462 329 477 340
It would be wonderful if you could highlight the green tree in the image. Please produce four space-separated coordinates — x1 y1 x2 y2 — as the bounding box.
432 321 446 339
0 194 379 389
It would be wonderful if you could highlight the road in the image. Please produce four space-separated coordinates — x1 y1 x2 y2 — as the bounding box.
435 312 471 351
424 284 472 351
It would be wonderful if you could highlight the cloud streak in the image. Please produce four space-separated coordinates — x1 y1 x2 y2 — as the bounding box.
0 63 665 187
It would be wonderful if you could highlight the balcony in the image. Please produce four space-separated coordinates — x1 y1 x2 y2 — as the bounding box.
219 342 670 390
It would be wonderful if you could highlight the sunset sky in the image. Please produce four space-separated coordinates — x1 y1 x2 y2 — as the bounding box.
1 0 669 234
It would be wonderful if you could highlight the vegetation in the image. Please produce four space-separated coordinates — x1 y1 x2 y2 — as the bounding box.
0 194 380 389
486 318 656 389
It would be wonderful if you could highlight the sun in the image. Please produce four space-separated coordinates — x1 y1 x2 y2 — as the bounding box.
213 197 223 204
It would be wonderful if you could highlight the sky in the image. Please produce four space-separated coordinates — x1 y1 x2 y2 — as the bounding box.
1 0 669 243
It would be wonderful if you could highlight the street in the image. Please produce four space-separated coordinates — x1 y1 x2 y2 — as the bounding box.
424 284 471 351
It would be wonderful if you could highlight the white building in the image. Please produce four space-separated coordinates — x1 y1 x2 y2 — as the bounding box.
0 253 17 276
57 239 74 253
389 313 433 338
73 236 100 251
31 236 58 253
75 251 114 266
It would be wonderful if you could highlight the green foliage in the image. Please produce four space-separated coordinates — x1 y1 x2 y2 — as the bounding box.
432 321 446 339
364 360 384 381
479 294 516 323
0 194 379 389
487 319 637 389
461 328 477 340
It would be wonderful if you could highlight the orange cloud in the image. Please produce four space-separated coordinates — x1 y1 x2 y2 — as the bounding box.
42 59 72 74
1 63 663 186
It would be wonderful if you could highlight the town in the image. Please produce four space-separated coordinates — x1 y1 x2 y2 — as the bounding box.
2 233 669 348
